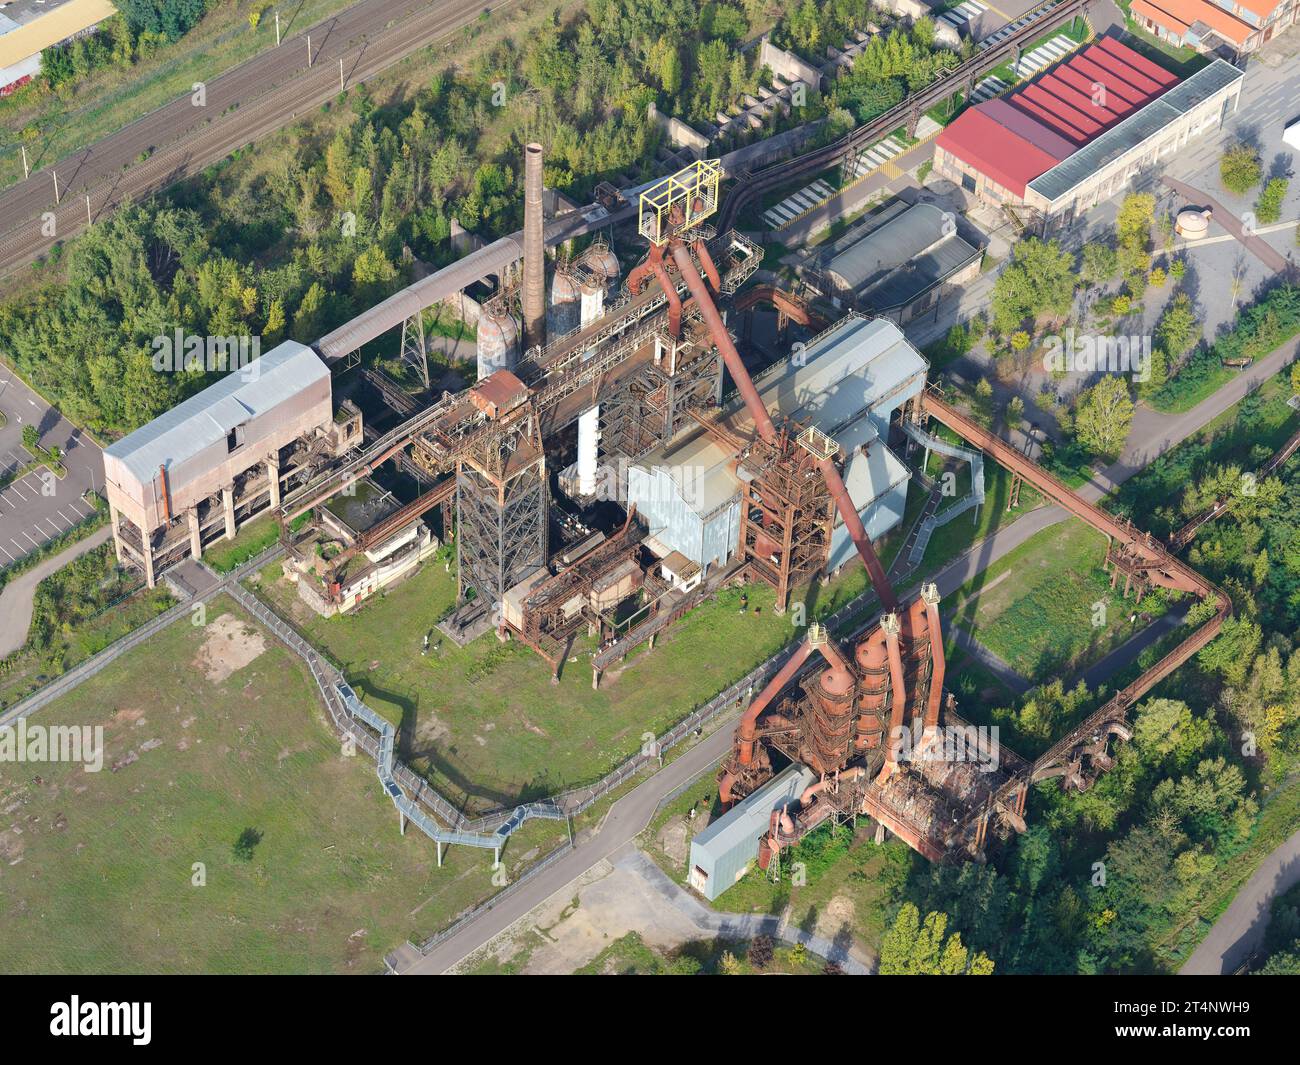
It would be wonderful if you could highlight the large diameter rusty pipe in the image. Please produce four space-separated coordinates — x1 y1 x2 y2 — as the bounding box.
815 455 899 613
669 240 776 445
921 583 945 733
737 640 815 765
522 142 546 352
879 613 908 782
694 237 722 292
649 254 683 339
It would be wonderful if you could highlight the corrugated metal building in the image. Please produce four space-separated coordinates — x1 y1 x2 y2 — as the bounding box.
628 315 925 575
810 200 983 324
103 340 347 585
688 763 816 900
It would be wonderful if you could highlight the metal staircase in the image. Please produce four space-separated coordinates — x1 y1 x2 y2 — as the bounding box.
903 422 986 565
336 681 567 865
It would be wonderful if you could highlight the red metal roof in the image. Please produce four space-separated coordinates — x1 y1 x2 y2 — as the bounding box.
935 37 1179 199
936 108 1063 197
1094 35 1178 88
1067 54 1149 107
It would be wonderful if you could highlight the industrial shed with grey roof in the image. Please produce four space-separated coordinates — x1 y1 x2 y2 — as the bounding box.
807 200 982 324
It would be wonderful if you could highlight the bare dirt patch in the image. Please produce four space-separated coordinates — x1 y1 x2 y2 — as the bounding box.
193 614 268 685
813 893 857 944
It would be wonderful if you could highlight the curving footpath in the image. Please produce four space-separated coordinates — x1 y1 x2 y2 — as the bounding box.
0 525 110 658
1181 826 1300 974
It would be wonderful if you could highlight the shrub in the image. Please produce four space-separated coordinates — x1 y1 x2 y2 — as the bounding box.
1254 178 1289 226
1220 142 1262 196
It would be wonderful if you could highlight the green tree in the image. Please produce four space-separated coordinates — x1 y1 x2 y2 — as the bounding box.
1081 242 1119 285
1255 178 1289 225
292 282 328 340
991 238 1076 333
1074 376 1134 458
1155 291 1200 369
879 903 994 974
1220 142 1262 196
1132 698 1212 769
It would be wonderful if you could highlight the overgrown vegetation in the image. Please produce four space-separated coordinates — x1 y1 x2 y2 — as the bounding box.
0 542 174 711
1150 284 1300 413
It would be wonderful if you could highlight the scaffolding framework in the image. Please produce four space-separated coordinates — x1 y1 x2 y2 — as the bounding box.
455 407 548 613
600 328 722 459
399 311 431 392
736 429 837 614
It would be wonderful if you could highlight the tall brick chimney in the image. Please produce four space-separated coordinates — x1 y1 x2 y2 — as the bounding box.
522 142 546 353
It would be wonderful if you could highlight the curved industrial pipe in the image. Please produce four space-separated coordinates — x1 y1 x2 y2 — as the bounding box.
693 237 722 293
737 641 815 765
920 583 945 735
718 771 737 804
670 237 901 613
669 240 777 445
815 455 899 613
649 253 683 338
878 612 908 783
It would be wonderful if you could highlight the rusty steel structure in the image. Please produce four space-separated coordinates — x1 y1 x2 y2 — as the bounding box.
277 161 762 631
510 510 647 669
722 382 1235 866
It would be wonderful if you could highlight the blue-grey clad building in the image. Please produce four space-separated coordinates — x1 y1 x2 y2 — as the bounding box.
628 314 926 578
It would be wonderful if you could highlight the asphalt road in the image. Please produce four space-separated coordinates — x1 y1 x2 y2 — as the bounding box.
0 0 516 279
402 720 738 974
0 369 104 568
1180 826 1300 974
0 525 111 657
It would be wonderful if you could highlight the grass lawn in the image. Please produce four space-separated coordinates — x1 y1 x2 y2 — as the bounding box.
201 513 283 574
920 457 1042 572
245 485 936 814
249 556 813 812
948 520 1145 682
0 595 563 974
1146 365 1239 415
943 640 1018 711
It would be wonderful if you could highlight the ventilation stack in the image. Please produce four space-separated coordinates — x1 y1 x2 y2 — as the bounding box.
522 142 546 353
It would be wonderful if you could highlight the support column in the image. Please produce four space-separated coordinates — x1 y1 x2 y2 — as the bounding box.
578 405 600 496
187 508 202 560
266 456 281 508
109 504 124 564
142 535 156 589
222 484 236 540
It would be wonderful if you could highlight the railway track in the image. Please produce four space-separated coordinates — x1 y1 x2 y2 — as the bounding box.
0 0 518 280
716 0 1091 232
